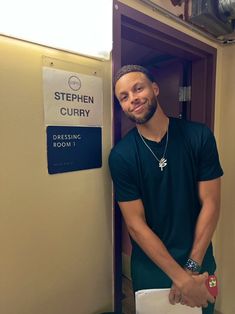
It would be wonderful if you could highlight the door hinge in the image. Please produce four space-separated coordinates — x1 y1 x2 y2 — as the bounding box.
179 86 191 102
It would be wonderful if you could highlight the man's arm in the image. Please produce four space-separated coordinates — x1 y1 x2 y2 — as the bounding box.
169 177 221 305
189 177 221 265
119 199 215 307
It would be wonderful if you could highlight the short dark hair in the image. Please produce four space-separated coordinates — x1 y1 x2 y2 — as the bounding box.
114 64 154 86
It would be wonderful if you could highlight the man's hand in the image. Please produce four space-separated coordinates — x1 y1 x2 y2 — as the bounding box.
169 269 198 305
170 272 215 308
169 283 182 305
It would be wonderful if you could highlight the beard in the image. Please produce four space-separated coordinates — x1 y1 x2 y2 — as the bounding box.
125 96 158 125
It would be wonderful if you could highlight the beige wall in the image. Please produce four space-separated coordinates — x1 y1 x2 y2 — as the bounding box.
214 44 235 314
0 35 113 314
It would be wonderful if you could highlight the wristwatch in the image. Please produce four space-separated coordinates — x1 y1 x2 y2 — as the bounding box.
185 258 201 273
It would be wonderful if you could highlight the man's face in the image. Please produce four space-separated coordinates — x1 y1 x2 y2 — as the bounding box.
115 72 159 124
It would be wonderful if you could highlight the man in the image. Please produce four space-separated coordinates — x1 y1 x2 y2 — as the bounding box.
109 65 223 313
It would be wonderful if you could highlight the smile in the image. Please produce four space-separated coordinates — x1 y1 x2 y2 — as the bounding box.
131 100 147 113
133 104 145 113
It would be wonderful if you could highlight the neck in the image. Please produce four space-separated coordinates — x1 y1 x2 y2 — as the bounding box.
137 105 169 142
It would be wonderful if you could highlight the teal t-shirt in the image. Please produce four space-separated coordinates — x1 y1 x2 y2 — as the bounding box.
109 117 223 291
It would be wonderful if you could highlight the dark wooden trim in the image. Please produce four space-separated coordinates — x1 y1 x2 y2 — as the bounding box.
122 17 208 60
191 58 207 123
206 52 217 130
117 2 216 55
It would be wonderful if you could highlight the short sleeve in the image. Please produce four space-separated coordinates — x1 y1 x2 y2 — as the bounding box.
197 126 223 181
108 150 140 202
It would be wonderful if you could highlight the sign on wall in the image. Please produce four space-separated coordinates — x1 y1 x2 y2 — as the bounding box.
43 67 103 126
43 65 103 174
47 126 102 174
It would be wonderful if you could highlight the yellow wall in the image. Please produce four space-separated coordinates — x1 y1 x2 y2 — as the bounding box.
215 44 235 314
0 36 113 314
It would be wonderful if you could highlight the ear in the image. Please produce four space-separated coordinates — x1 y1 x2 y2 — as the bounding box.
152 82 159 97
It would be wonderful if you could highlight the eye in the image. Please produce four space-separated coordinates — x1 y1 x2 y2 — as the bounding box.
136 85 143 92
120 95 128 102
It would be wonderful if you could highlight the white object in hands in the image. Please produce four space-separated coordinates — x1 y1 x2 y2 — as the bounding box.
135 288 202 314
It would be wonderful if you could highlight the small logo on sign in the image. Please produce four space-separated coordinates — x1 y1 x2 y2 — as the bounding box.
68 76 81 91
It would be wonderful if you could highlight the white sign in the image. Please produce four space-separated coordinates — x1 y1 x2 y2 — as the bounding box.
43 67 103 126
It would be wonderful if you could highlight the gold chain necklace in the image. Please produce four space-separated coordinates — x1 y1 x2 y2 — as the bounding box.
138 129 168 171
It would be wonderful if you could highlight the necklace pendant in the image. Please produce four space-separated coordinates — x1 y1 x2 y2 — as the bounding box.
159 158 167 171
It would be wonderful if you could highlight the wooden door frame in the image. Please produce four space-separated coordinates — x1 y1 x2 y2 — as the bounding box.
112 2 217 312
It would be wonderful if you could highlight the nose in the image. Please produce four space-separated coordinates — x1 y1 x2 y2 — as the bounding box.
130 92 139 104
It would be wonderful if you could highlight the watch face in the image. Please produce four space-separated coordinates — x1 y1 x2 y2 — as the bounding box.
185 258 201 272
